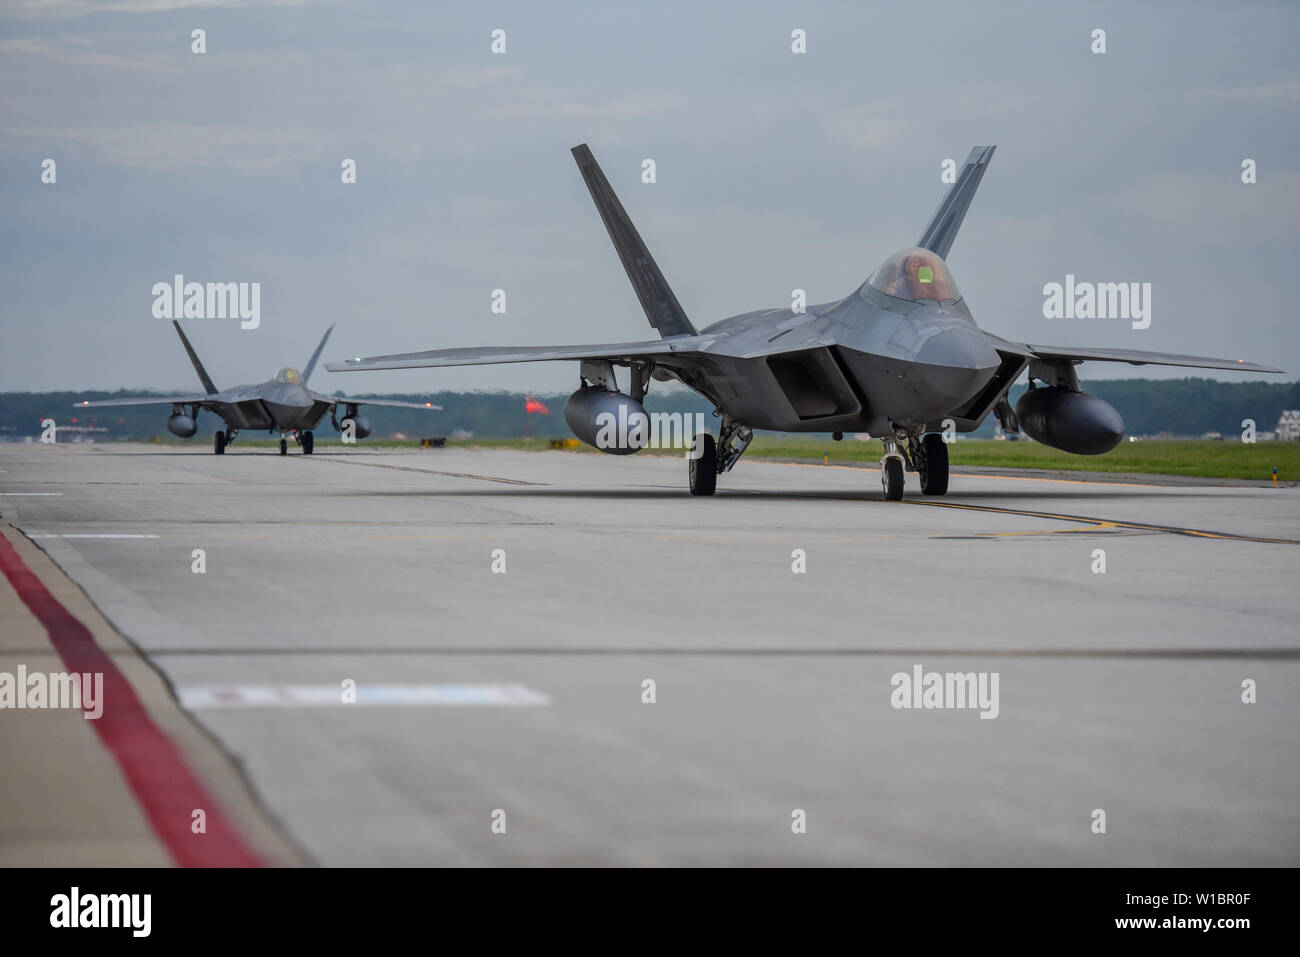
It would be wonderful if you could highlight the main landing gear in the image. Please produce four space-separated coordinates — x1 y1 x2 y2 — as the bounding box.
918 433 948 495
688 434 716 496
688 417 752 496
279 430 314 455
879 429 950 500
214 428 237 455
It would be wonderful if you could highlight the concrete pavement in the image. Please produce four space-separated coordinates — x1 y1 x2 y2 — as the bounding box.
2 442 1296 865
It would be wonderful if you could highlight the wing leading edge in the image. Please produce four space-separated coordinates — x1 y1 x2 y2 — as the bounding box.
325 336 712 373
308 392 442 410
74 395 212 409
1025 344 1284 374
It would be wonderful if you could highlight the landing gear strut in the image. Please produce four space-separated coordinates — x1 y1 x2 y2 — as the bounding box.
717 419 753 474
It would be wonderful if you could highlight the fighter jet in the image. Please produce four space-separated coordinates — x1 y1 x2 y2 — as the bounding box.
76 321 441 454
327 145 1283 499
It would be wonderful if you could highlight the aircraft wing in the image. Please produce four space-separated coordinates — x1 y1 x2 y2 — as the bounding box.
309 392 442 411
73 395 212 409
1024 345 1284 374
325 336 713 373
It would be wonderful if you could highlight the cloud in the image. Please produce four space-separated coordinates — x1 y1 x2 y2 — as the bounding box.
3 0 305 19
1 122 325 169
818 105 910 150
0 36 182 72
1113 170 1300 244
1196 76 1300 102
485 86 686 121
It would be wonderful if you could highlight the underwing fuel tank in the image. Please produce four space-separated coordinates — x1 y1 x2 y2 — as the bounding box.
1014 386 1124 455
341 415 372 439
166 413 197 438
564 386 648 455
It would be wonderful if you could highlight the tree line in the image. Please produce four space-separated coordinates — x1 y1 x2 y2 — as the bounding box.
2 378 1298 442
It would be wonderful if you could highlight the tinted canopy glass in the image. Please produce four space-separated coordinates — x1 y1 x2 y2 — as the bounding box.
868 247 960 304
273 367 302 384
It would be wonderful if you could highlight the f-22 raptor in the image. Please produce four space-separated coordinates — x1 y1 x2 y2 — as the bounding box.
329 145 1283 499
77 322 440 454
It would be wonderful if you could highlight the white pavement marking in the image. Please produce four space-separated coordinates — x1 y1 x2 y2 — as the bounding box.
27 533 161 539
178 683 552 709
0 492 63 496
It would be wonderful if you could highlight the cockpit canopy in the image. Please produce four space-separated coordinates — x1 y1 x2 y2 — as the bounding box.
273 367 303 384
868 247 961 305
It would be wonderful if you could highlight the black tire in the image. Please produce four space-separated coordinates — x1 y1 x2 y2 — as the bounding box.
919 433 949 496
214 431 226 455
302 431 314 455
688 433 717 496
882 456 904 501
279 438 288 456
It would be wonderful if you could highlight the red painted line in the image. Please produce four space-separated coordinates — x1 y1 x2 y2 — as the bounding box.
0 531 265 867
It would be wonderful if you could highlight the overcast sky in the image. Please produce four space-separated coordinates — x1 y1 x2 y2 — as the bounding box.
2 0 1297 397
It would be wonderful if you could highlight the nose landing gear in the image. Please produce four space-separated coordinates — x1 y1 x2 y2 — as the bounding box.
879 439 906 501
879 428 951 500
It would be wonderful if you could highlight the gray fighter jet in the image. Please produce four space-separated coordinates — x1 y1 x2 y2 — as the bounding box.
327 145 1283 499
76 321 440 454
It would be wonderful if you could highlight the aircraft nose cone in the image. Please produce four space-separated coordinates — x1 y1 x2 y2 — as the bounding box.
915 327 1002 400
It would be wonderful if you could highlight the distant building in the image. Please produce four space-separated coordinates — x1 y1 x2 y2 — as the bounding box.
1279 411 1300 442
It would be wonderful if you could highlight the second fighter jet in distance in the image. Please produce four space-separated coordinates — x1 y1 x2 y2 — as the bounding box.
77 322 441 454
329 145 1282 499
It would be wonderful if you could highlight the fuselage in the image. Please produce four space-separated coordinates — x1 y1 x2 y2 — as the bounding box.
205 377 328 433
679 260 1024 437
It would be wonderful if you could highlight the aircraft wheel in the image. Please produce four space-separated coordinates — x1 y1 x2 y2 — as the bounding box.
302 431 314 455
214 431 226 455
919 433 949 496
688 434 717 496
882 456 904 501
279 438 288 456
